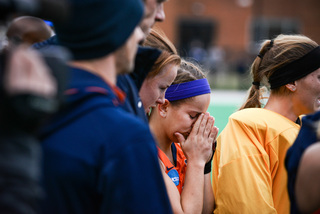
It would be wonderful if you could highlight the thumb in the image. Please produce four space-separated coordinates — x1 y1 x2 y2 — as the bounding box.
174 132 185 145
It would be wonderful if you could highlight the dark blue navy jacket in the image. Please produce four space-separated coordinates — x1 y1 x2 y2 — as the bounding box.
40 67 172 214
33 38 161 123
285 111 320 214
117 46 161 123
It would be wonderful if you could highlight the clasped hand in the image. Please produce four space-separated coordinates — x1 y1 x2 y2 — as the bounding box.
175 112 218 165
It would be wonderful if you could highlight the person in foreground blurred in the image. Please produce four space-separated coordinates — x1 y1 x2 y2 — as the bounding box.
286 111 320 214
0 45 57 214
149 60 218 214
39 0 172 213
5 16 53 48
212 34 320 213
294 141 320 214
117 0 168 122
140 0 166 35
31 0 168 122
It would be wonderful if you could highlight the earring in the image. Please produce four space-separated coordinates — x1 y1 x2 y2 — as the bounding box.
292 88 296 91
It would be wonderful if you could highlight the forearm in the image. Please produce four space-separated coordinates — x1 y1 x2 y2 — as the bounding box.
202 173 214 214
180 161 205 214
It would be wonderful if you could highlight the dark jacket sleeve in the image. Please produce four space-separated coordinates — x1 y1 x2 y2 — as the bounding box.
99 124 172 214
285 111 320 214
0 132 42 214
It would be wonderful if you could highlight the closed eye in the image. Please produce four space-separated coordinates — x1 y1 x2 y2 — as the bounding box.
189 115 197 119
189 113 201 120
160 85 169 92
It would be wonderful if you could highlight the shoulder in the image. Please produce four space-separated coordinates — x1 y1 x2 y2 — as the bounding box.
220 108 299 149
295 142 320 213
230 108 275 120
116 74 141 100
229 108 265 124
300 142 320 168
229 108 298 131
80 106 157 158
91 106 151 134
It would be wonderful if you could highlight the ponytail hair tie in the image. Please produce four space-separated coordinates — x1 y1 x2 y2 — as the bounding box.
257 39 274 59
252 81 260 88
267 39 274 49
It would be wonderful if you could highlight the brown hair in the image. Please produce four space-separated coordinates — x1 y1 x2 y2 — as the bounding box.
170 59 207 106
240 34 318 110
6 16 52 45
143 27 181 78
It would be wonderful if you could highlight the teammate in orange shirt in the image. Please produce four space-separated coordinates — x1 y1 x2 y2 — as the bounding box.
149 59 218 214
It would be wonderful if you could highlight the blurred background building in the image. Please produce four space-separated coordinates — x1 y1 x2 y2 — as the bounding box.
0 0 318 131
157 0 320 90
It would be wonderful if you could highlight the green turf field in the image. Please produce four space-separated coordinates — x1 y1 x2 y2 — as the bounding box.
208 104 237 134
208 90 247 134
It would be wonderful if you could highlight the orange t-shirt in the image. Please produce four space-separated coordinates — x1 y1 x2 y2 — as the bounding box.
158 143 187 194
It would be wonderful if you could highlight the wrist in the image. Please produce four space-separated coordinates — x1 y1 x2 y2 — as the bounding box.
187 159 206 169
204 151 214 174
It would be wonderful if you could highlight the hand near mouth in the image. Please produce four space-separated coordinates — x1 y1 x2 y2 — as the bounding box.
175 112 218 166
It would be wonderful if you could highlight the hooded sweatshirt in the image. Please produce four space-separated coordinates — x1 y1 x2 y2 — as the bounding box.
39 67 172 214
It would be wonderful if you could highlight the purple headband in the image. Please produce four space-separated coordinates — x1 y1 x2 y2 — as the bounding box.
165 78 211 102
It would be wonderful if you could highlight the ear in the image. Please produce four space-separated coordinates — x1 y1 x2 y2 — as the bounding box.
158 99 170 118
285 82 297 92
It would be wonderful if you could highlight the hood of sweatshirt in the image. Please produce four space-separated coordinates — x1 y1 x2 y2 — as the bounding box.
39 66 124 140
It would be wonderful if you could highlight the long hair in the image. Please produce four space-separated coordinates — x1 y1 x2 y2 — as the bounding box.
240 34 318 110
169 59 207 106
143 27 181 78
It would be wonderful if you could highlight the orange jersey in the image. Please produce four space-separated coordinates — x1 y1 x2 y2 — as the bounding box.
158 143 187 194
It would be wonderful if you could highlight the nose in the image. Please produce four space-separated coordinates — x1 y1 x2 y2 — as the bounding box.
155 4 165 22
157 95 165 105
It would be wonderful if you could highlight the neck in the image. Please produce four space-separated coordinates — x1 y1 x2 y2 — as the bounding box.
264 93 298 122
69 54 117 85
149 113 173 159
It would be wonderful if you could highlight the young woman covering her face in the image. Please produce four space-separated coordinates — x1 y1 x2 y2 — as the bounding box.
149 59 219 214
212 34 320 214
